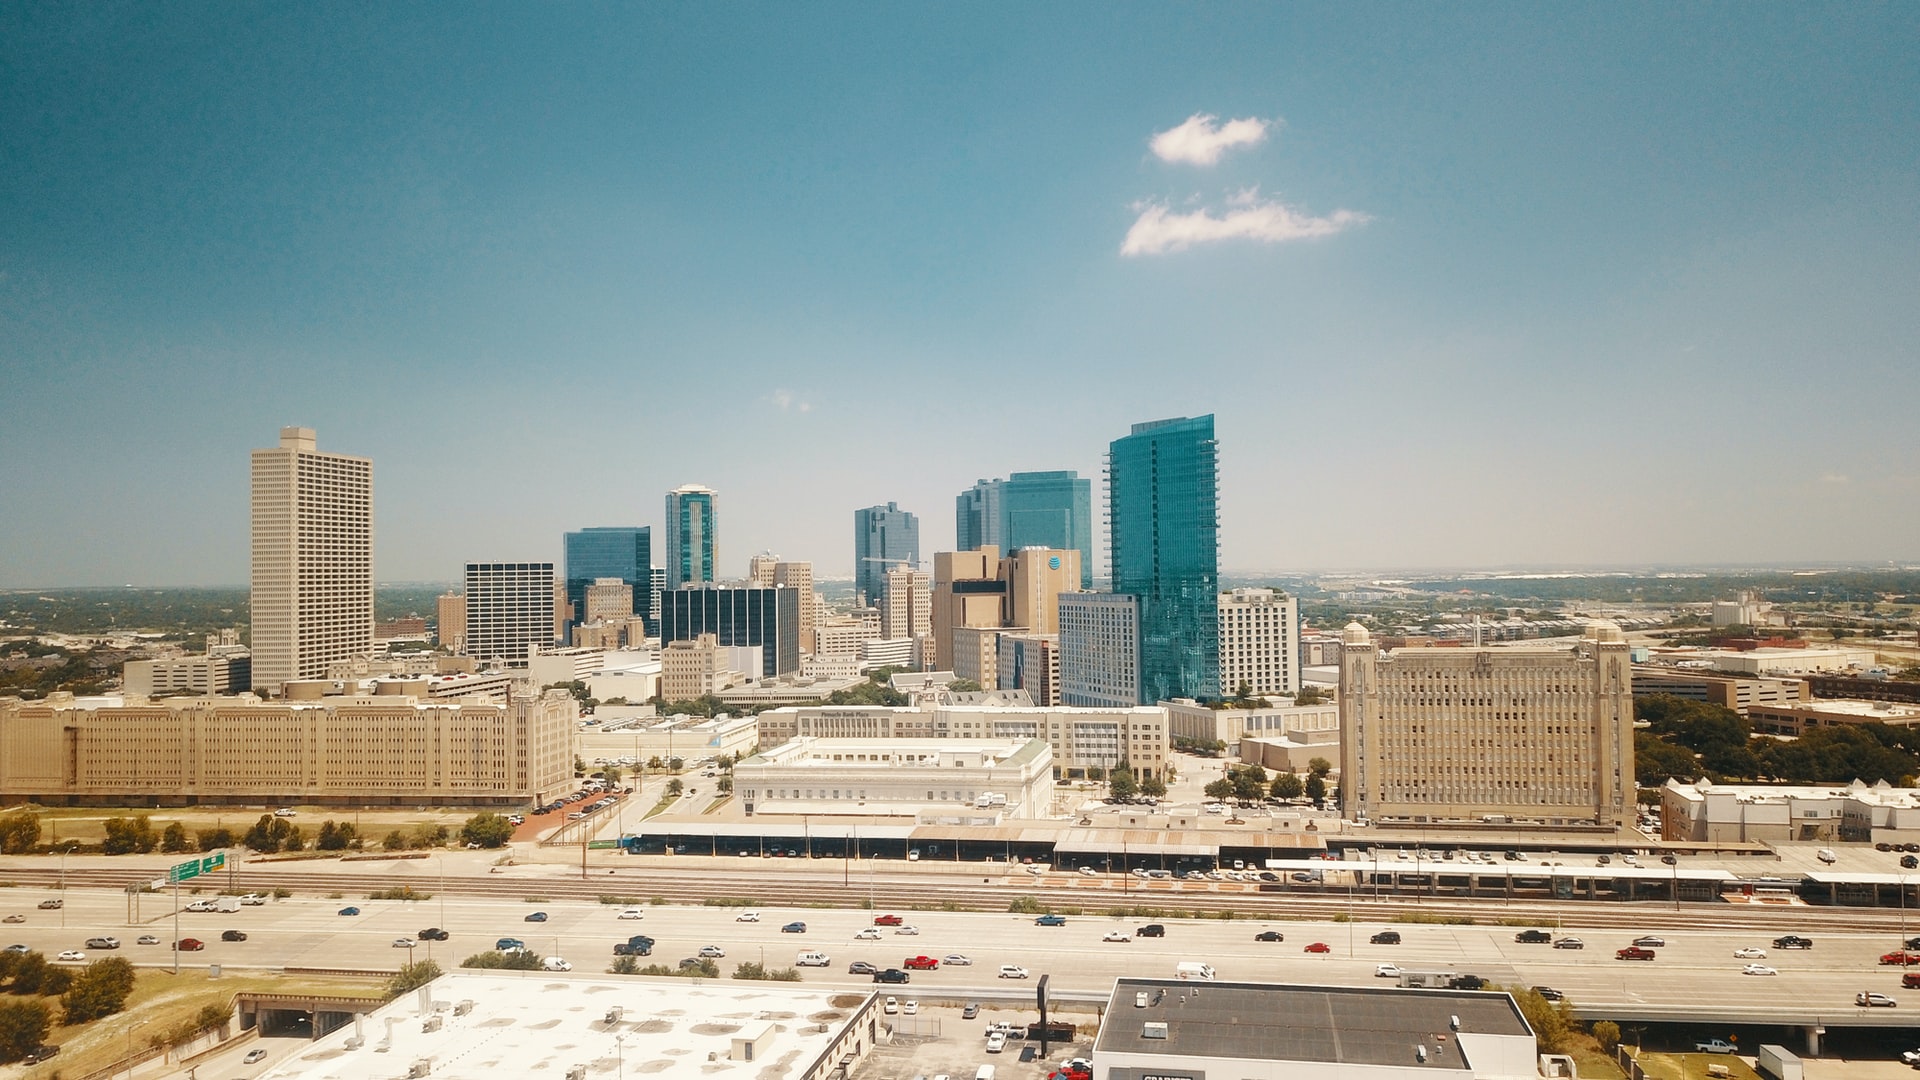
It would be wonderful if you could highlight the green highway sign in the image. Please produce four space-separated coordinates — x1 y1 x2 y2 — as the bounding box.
167 851 226 883
587 840 620 850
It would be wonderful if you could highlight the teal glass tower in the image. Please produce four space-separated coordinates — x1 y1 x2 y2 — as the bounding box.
1107 415 1219 704
955 471 1094 589
564 526 652 635
665 484 718 587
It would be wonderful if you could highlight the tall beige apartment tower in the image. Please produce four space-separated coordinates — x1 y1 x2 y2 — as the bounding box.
883 567 933 642
250 427 373 692
1003 547 1079 636
1338 620 1634 830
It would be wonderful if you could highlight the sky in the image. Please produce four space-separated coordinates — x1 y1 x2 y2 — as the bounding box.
2 4 1917 586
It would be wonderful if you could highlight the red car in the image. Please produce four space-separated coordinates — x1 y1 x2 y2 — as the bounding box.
1615 946 1656 961
903 955 940 970
175 938 205 951
1879 951 1920 966
1303 942 1331 954
873 914 904 926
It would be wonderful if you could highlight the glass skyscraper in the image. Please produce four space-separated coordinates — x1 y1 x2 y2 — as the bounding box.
853 502 919 606
665 484 718 587
1107 415 1219 704
563 526 653 635
661 586 801 677
955 470 1093 589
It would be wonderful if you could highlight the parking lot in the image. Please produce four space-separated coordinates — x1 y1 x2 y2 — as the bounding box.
853 998 1097 1080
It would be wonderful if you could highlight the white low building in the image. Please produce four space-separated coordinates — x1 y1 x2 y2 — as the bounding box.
1661 777 1920 845
734 736 1053 818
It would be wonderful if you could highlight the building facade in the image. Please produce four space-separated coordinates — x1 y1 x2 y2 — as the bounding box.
249 427 373 691
931 548 1004 669
853 502 919 606
882 567 932 644
755 702 1168 780
664 485 718 588
955 471 1094 590
582 578 635 624
1059 592 1141 708
1108 415 1220 703
1338 621 1635 829
661 586 801 678
1630 667 1806 715
464 562 558 663
0 689 577 807
122 654 253 698
734 737 1054 818
1218 587 1300 698
1004 547 1079 637
949 625 1008 689
564 526 654 635
661 633 740 702
435 592 466 652
996 633 1060 706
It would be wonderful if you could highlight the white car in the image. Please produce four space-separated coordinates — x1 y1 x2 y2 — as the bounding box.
392 938 417 948
942 954 972 966
273 808 296 817
698 945 726 958
895 926 920 936
884 996 899 1014
1376 963 1402 979
1103 930 1133 942
542 957 572 971
736 911 760 922
238 893 268 905
998 964 1030 979
903 999 919 1015
986 1032 1007 1054
57 950 86 962
855 928 882 940
1078 866 1097 876
618 908 645 920
1733 947 1767 959
1742 964 1779 976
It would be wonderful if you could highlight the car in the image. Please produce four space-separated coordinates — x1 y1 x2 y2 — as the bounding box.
999 964 1030 979
1376 963 1402 978
1370 931 1402 945
1661 854 1678 865
243 1049 268 1065
903 999 919 1015
1034 914 1066 926
873 914 904 926
21 1045 59 1065
1696 1039 1738 1055
1079 866 1097 876
525 911 548 922
884 996 899 1014
137 935 160 945
1615 946 1656 961
1255 931 1285 942
84 937 120 949
2 915 24 924
222 930 247 942
854 927 883 940
2 944 28 954
56 950 85 962
782 922 807 933
1103 931 1133 943
1304 942 1331 954
618 908 645 920
37 899 62 910
736 911 760 922
962 1003 981 1019
393 938 418 948
1514 929 1553 943
895 925 920 936
1553 937 1584 950
1742 964 1778 976
849 961 879 975
1882 952 1920 966
904 955 939 970
942 953 973 966
1631 935 1666 948
337 906 360 916
238 893 268 905
418 928 449 940
874 968 910 984
1904 855 1920 869
1532 986 1565 1002
273 808 296 817
1857 992 1899 1007
544 957 573 971
698 945 726 958
567 812 585 820
1774 935 1814 949
1136 924 1166 938
986 1033 1007 1054
495 937 526 951
796 951 831 966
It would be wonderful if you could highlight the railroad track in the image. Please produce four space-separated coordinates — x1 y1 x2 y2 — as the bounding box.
9 864 1915 935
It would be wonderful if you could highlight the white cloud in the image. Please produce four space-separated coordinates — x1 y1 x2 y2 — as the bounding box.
1120 193 1369 257
768 389 813 414
1149 113 1271 166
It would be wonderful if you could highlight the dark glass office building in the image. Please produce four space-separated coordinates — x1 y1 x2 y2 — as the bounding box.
661 586 801 677
853 502 919 606
1107 415 1219 704
955 470 1094 589
563 527 654 635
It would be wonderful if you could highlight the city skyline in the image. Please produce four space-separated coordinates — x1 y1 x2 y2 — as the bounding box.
3 7 1917 586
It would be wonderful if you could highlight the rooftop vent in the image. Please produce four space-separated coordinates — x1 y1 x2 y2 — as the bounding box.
1142 1022 1168 1040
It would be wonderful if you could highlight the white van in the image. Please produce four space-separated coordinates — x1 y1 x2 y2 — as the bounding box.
796 951 831 967
1174 961 1216 981
974 1067 996 1080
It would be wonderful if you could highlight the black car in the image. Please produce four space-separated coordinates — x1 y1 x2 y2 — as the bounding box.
221 930 247 942
417 928 450 941
22 1045 59 1065
1660 854 1678 865
677 957 706 970
1773 935 1814 949
874 968 910 984
1631 936 1666 948
1903 855 1919 870
1370 931 1402 945
1532 986 1565 1002
781 921 807 933
1451 975 1489 991
849 961 879 975
1254 931 1284 942
1514 929 1553 943
1136 924 1166 938
1906 936 1920 951
613 942 652 956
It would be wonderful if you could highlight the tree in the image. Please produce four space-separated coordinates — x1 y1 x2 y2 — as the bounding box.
160 822 193 853
601 765 624 786
383 830 410 851
196 827 234 851
1592 1020 1621 1053
0 814 42 855
460 813 515 849
316 821 359 851
1506 985 1574 1052
1140 775 1167 799
609 954 641 975
7 952 49 996
243 814 282 854
387 959 444 996
61 956 136 1024
1304 774 1327 804
1271 773 1304 800
717 775 734 794
1295 686 1329 706
947 679 982 693
1203 779 1235 801
1108 765 1139 803
667 779 684 796
0 1000 52 1063
1230 767 1267 804
1307 757 1333 778
669 757 684 772
102 815 157 855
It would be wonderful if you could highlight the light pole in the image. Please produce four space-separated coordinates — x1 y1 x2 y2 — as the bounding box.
615 1033 626 1080
125 1019 149 1080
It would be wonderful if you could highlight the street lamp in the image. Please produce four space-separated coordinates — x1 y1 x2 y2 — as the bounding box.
125 1019 150 1080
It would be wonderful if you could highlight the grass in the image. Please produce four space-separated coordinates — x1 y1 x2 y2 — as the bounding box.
19 969 384 1080
1569 1043 1628 1080
1633 1051 1762 1080
25 805 475 847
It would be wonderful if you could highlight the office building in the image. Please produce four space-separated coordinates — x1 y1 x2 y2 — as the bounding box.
956 470 1094 589
882 566 932 644
435 592 466 652
813 614 880 658
464 562 558 663
996 632 1060 706
1338 620 1635 829
582 577 635 624
747 556 816 656
649 567 665 625
1660 777 1920 845
122 653 252 698
1108 415 1220 703
734 737 1053 818
0 689 577 807
950 625 1010 688
661 633 744 702
1218 587 1300 698
756 701 1168 780
661 586 801 678
931 548 1004 668
564 526 654 635
747 552 779 587
248 427 373 691
664 484 718 587
1004 546 1079 636
1059 592 1140 708
858 638 916 670
1630 667 1806 716
853 502 919 606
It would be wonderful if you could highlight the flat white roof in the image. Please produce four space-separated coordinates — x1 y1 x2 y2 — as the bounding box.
261 972 867 1080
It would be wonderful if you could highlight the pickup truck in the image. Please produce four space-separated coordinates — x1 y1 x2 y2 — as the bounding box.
1695 1039 1736 1054
1615 946 1657 961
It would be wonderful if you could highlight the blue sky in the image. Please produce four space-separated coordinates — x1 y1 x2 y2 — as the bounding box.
2 4 1916 586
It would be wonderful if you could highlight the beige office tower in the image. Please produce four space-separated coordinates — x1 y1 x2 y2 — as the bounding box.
931 547 1002 669
951 625 1012 687
435 593 466 653
747 553 779 588
662 633 729 702
772 561 815 654
583 577 635 623
1217 587 1299 697
553 578 571 641
1338 620 1634 829
250 427 373 692
883 567 932 642
1002 547 1079 636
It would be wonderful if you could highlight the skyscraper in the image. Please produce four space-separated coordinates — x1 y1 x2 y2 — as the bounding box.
660 586 801 677
665 485 718 587
1059 592 1140 708
853 502 919 606
464 562 557 662
1108 415 1219 703
249 427 373 691
956 471 1094 589
564 527 653 634
1217 587 1299 698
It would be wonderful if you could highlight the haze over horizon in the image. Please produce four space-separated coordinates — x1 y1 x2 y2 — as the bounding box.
3 5 1916 587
